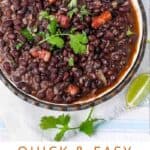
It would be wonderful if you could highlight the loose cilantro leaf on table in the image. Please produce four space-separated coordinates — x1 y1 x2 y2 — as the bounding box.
79 120 95 136
57 114 71 126
79 108 101 136
40 114 71 141
54 129 66 141
39 107 105 141
40 116 57 129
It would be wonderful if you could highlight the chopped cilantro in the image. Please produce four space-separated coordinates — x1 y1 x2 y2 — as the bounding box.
68 0 77 9
80 5 90 17
68 57 74 67
21 28 34 41
47 19 58 34
127 27 134 37
69 32 88 54
16 43 24 50
46 35 64 48
68 8 78 18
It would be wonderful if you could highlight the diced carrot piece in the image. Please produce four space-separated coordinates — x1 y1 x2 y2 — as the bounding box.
38 50 51 62
66 84 80 96
48 0 56 5
30 48 51 62
30 48 39 57
92 11 112 29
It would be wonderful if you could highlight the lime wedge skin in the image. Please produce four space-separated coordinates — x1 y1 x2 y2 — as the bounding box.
126 73 150 108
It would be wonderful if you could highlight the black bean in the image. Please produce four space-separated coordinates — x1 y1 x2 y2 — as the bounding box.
3 62 11 74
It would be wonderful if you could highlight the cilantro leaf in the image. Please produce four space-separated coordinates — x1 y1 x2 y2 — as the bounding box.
39 11 55 21
47 19 58 34
127 27 134 37
46 35 64 48
21 28 34 41
37 31 45 37
68 0 77 9
68 8 78 18
57 114 71 126
54 129 66 141
79 108 96 136
68 57 74 67
39 11 50 20
16 43 24 50
40 116 57 129
70 27 77 34
69 33 88 54
80 5 89 17
79 120 95 136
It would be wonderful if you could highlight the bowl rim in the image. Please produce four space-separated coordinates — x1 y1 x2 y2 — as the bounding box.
0 0 148 111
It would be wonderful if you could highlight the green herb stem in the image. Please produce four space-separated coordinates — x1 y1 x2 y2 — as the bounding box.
40 107 105 141
68 127 80 130
38 33 70 44
87 107 94 120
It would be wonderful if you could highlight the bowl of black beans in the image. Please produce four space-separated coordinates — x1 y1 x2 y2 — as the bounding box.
0 0 147 111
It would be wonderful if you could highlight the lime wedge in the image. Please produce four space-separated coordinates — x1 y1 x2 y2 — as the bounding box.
126 73 150 108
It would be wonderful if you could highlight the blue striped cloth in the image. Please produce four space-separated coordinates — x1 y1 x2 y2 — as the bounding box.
0 120 5 129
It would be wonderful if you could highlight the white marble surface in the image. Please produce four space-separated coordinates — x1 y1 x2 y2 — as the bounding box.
0 0 150 142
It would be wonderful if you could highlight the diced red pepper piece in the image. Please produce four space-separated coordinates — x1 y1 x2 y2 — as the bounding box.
92 11 112 29
66 84 80 96
48 0 57 5
30 48 51 62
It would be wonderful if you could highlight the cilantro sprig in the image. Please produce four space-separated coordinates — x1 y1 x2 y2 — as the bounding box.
21 10 89 55
38 11 65 49
40 107 105 141
39 32 88 54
